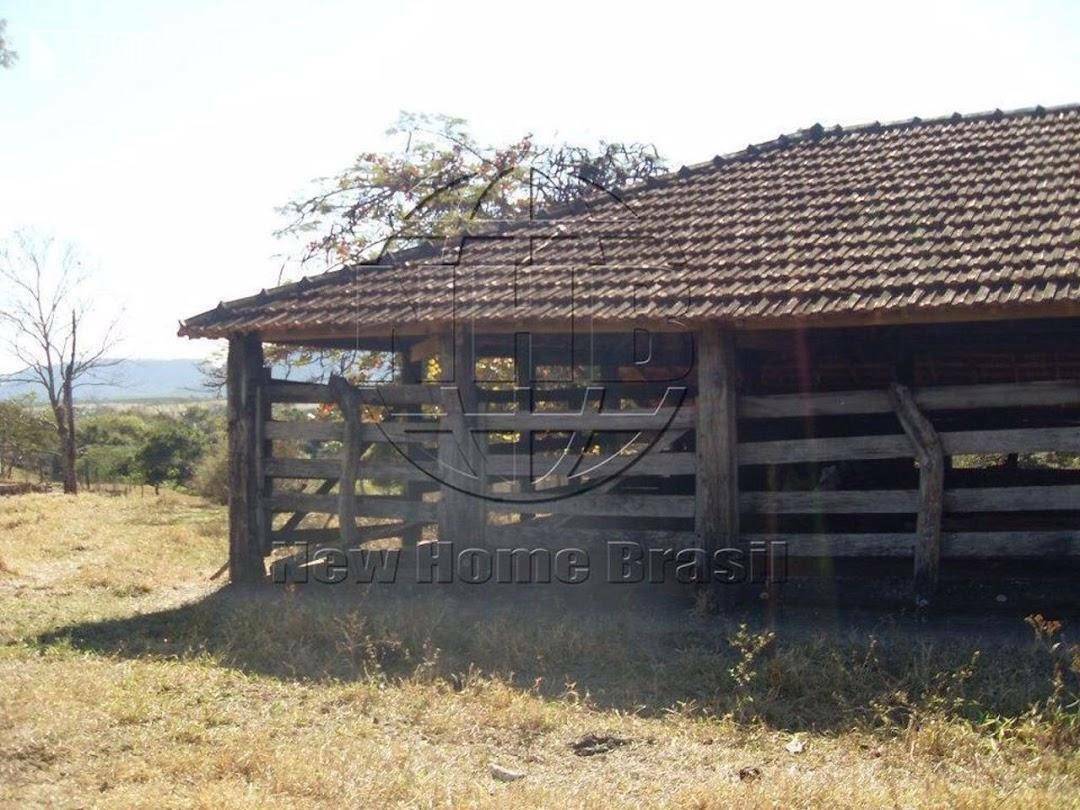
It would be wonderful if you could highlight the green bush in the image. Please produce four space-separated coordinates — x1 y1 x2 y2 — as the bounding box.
191 439 228 504
136 423 205 487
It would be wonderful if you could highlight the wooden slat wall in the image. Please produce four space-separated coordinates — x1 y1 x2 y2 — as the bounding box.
259 375 1079 560
737 376 1080 563
262 376 695 545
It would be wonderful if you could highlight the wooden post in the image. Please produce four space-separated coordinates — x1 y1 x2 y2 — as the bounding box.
694 324 741 605
514 334 536 521
329 375 362 547
890 382 945 607
254 366 272 555
401 356 426 546
227 334 266 583
437 324 487 545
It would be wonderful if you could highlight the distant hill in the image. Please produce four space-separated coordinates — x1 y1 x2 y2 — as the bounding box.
0 359 215 402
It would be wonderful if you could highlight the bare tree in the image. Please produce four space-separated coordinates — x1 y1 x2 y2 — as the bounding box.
0 232 120 493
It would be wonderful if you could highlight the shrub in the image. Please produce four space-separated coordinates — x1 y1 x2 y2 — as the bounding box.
136 423 205 487
191 439 228 504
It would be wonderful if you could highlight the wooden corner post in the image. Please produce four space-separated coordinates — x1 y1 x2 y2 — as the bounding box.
695 324 741 605
227 333 267 583
889 383 945 607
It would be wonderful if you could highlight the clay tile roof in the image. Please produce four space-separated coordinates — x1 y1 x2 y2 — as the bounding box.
181 104 1080 339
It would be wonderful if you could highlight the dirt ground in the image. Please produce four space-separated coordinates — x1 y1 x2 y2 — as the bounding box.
1 491 1078 808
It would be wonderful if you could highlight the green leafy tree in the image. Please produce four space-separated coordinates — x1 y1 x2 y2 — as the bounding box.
0 396 55 479
267 113 667 383
75 411 152 483
77 412 151 448
135 423 205 489
192 440 229 505
278 112 667 271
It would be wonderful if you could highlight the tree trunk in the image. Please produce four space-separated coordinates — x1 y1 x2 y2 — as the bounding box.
61 405 77 494
61 311 78 494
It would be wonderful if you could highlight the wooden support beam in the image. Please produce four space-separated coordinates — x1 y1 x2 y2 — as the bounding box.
227 334 267 583
254 366 272 554
328 375 363 547
694 324 741 602
275 478 337 535
743 531 1080 558
738 426 1080 466
267 493 438 520
740 379 1080 419
271 521 423 547
739 484 1080 514
400 356 426 545
890 382 945 608
437 325 487 545
515 337 537 521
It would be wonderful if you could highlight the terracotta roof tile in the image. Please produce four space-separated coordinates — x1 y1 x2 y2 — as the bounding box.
181 104 1080 338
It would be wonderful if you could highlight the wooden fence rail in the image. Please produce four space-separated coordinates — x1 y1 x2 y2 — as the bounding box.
256 375 1080 599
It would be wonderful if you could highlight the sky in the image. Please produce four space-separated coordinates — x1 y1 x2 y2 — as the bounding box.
1 0 1078 372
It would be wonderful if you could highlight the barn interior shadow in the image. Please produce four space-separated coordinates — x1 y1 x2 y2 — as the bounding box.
36 567 1075 735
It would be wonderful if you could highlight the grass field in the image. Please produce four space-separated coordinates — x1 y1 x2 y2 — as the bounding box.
0 492 1078 807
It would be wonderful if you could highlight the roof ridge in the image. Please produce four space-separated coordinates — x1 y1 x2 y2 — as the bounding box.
618 102 1080 195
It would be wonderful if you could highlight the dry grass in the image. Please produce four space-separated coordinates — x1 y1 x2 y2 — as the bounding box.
0 492 1078 808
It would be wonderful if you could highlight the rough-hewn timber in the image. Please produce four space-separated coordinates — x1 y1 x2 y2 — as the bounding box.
890 383 945 606
227 334 266 583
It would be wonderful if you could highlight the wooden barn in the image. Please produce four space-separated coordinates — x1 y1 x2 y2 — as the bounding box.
180 104 1080 608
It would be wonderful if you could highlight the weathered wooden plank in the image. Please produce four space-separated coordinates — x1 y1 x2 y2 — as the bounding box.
328 375 363 547
226 335 267 583
741 389 892 419
739 426 1080 466
739 434 911 465
486 493 695 518
695 324 740 598
948 484 1080 511
264 450 696 482
740 485 1080 514
480 385 655 404
400 357 427 546
270 521 425 547
357 384 446 406
265 457 346 479
265 399 696 444
739 379 1080 419
437 326 487 545
254 367 272 554
265 420 345 442
266 380 446 407
486 524 694 547
275 478 337 535
265 381 334 404
744 531 1080 557
267 493 438 520
741 489 917 514
891 382 945 606
919 380 1080 412
944 427 1080 455
264 419 438 444
470 407 694 432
